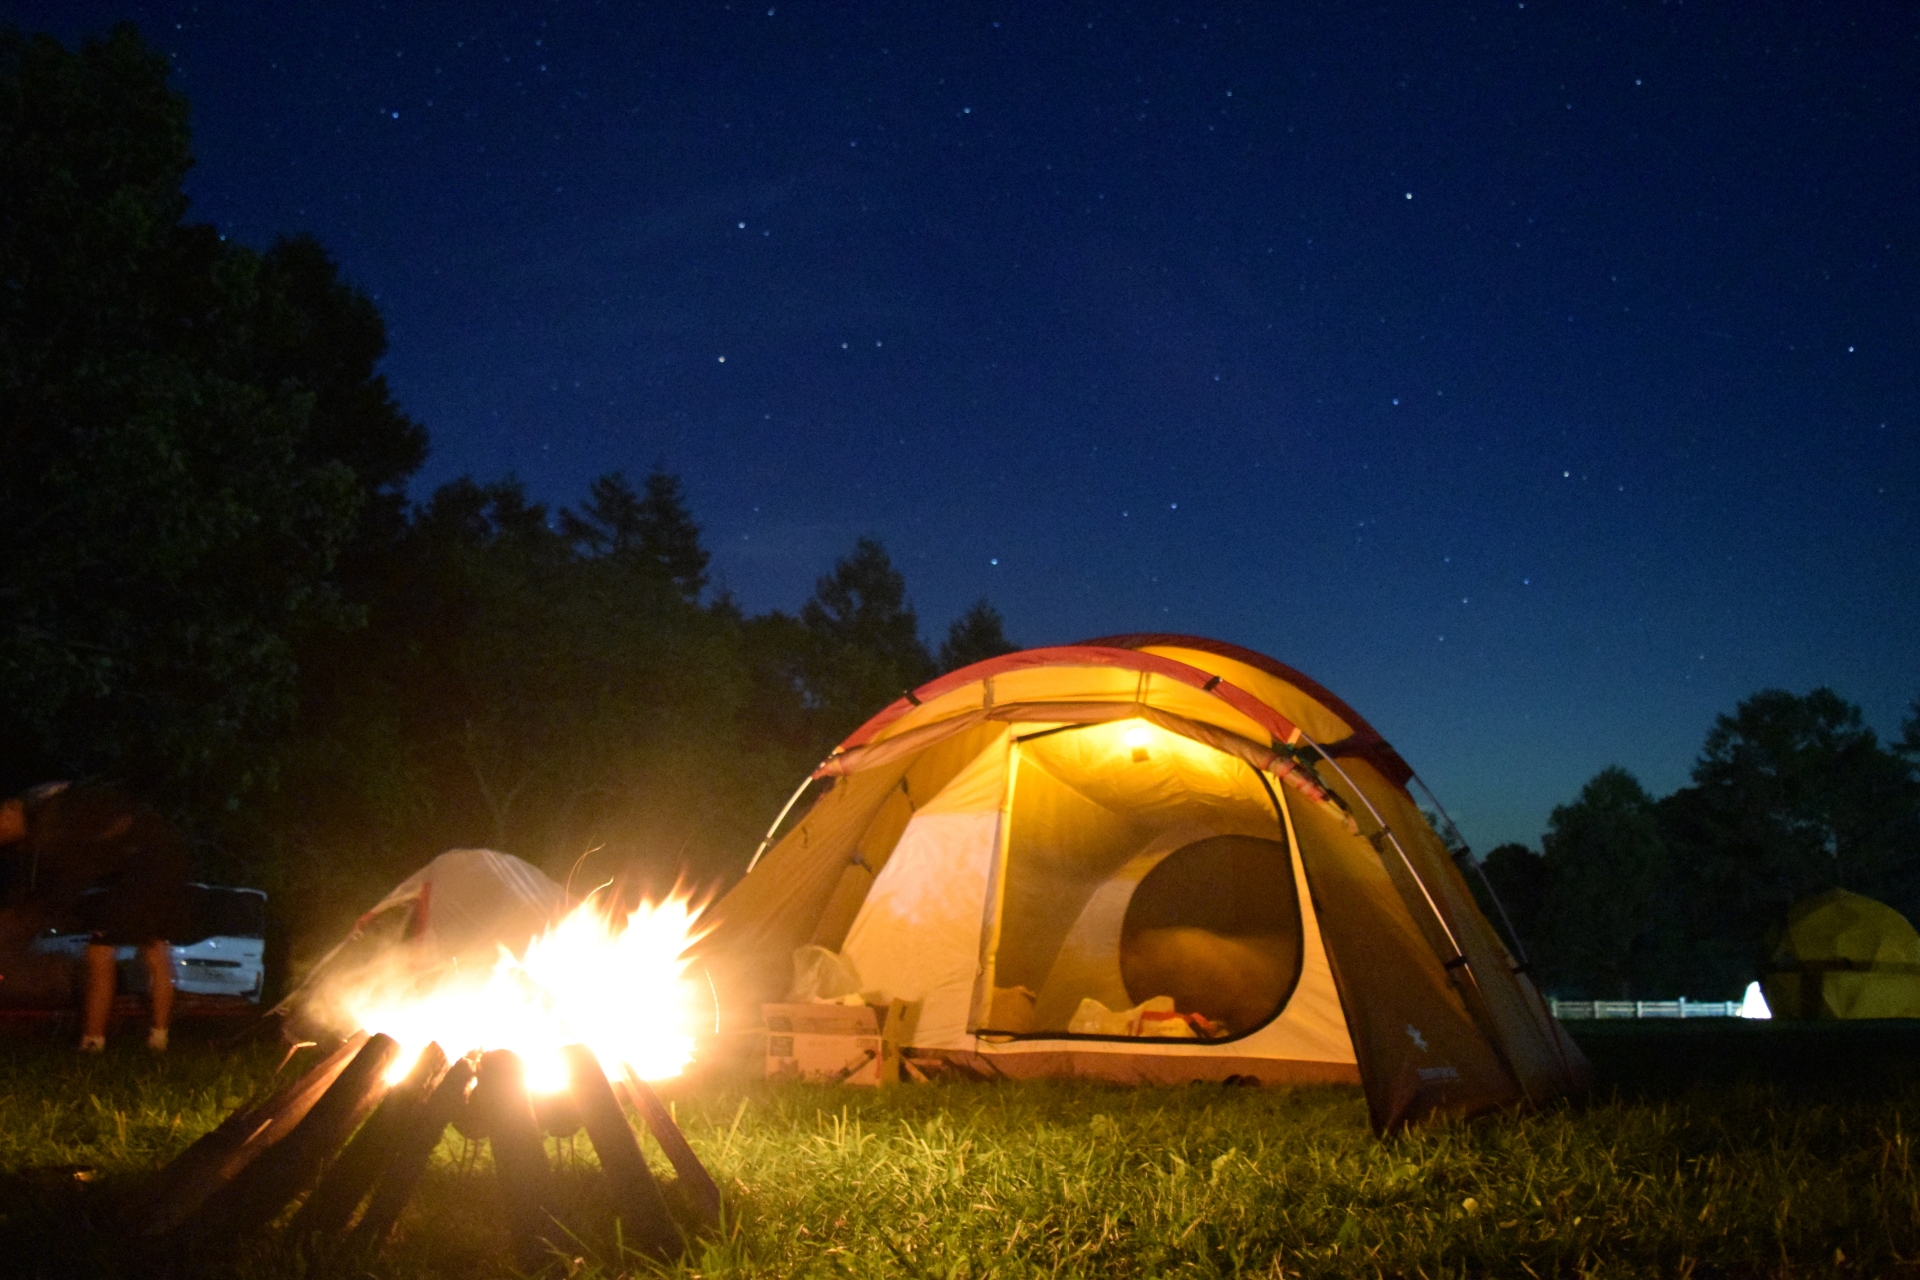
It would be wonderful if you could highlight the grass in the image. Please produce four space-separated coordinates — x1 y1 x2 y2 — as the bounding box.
2 1024 1918 1278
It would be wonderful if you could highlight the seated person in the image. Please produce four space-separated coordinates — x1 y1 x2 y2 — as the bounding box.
0 783 191 1051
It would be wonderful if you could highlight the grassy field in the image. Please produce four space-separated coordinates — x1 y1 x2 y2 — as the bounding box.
3 1024 1919 1278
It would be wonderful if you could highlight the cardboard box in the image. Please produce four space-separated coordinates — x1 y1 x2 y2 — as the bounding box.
763 1000 904 1085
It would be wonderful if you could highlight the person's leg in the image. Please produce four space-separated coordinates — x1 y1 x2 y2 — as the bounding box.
81 942 115 1050
144 940 173 1050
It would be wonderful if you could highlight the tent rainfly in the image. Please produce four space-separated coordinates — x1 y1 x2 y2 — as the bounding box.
698 635 1589 1133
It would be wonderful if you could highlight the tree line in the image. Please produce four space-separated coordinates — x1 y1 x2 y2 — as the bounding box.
0 26 1014 948
1477 689 1920 1000
5 27 1915 991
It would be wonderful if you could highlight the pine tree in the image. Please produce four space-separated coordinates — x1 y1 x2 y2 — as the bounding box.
561 469 709 599
938 599 1018 672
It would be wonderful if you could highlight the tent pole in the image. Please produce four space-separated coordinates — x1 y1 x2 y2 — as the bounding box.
1412 776 1534 971
1293 731 1469 965
1300 735 1563 1097
744 774 821 874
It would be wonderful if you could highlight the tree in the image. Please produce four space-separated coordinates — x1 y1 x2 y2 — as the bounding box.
1659 688 1920 991
1535 768 1671 998
938 599 1018 673
797 537 935 730
801 538 927 666
739 538 935 761
560 469 709 599
251 234 428 552
0 27 416 832
1476 842 1548 960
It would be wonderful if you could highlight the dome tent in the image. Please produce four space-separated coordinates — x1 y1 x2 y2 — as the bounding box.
341 848 565 967
699 636 1589 1133
1761 889 1920 1020
279 848 567 1030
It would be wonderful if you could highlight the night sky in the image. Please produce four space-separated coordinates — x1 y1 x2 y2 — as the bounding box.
18 2 1920 852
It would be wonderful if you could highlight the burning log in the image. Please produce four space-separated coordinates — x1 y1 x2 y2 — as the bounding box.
290 1041 449 1241
343 1053 476 1254
532 1087 584 1138
473 1048 556 1262
131 886 731 1263
563 1044 681 1259
619 1068 722 1227
134 1037 722 1266
137 1032 369 1238
182 1032 403 1241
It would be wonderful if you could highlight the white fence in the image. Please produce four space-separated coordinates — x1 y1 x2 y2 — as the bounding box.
1548 998 1742 1020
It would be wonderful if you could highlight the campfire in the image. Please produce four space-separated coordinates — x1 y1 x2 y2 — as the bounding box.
132 892 721 1264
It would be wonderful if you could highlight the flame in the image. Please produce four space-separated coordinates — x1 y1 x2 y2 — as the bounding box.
339 892 709 1092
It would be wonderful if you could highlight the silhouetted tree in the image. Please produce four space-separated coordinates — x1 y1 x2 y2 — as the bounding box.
253 233 427 549
1477 842 1548 959
801 538 927 667
938 599 1018 673
1658 687 1920 993
1535 768 1671 998
797 536 934 727
0 26 415 833
1899 697 1920 761
739 538 934 761
561 469 709 599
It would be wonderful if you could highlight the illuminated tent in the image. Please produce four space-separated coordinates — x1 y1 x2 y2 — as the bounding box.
1761 889 1920 1020
700 636 1588 1132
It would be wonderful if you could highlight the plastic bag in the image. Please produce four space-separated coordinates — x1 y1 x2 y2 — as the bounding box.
788 944 863 1002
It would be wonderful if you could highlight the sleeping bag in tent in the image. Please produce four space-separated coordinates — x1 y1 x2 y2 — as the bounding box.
1761 889 1920 1020
698 635 1589 1133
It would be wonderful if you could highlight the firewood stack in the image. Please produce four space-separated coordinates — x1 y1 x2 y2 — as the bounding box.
131 1033 721 1266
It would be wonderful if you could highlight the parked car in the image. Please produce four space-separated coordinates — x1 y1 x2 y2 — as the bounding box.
17 883 267 1013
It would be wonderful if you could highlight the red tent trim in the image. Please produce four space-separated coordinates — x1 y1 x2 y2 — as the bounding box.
1083 634 1415 788
834 644 1312 754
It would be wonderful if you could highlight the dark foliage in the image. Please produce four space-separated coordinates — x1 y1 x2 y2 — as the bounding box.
0 27 1010 956
1535 768 1671 999
559 469 709 600
1476 842 1547 957
0 26 410 829
1494 691 1920 1000
742 536 937 765
938 599 1019 674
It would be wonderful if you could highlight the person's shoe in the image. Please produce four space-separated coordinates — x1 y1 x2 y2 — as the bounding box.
147 1026 169 1052
78 1034 106 1053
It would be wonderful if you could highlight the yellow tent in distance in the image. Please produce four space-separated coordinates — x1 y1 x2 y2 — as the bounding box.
1762 889 1920 1021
